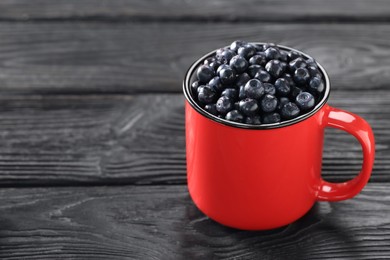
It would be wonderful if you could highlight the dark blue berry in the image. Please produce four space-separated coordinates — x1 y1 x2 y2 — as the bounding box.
306 57 317 67
288 51 301 61
235 73 251 87
290 86 303 99
234 101 240 110
280 50 288 62
275 78 291 96
265 47 281 60
203 57 215 66
249 53 267 66
230 40 247 52
217 64 230 74
307 65 321 79
216 96 234 114
281 102 300 119
205 104 218 116
264 83 276 95
244 79 265 99
221 88 238 100
282 73 295 87
197 85 205 94
277 97 290 110
261 94 278 113
254 70 271 83
262 43 276 50
239 98 260 116
265 59 286 78
245 116 262 125
198 85 217 104
197 65 214 83
191 81 199 94
239 85 246 100
294 68 310 86
296 92 315 111
229 55 248 73
248 65 262 78
225 110 244 123
289 57 307 72
238 44 256 59
263 113 281 124
217 49 235 63
308 77 325 95
208 77 224 92
209 60 222 72
218 65 236 85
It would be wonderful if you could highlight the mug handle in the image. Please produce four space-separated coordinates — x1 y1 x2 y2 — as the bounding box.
317 105 375 201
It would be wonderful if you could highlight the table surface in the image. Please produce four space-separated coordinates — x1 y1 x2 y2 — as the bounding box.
0 1 389 259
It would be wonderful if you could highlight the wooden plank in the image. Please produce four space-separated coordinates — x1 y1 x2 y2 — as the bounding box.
0 183 388 259
0 0 389 22
0 91 386 186
0 23 388 93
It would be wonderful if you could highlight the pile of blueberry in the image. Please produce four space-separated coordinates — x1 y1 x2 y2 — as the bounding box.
190 41 325 125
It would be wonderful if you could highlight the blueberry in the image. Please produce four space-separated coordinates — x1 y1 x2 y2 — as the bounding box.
221 88 238 100
265 47 281 60
216 96 234 114
239 98 260 116
249 53 267 66
282 73 295 87
262 113 281 124
261 94 278 113
275 78 291 96
247 65 262 78
288 51 301 61
209 60 222 72
230 40 247 52
208 76 224 92
191 80 199 94
217 49 235 63
198 85 217 104
229 55 248 73
217 64 230 74
239 85 246 100
234 101 240 110
245 116 262 125
290 86 303 99
306 57 317 67
203 57 215 66
197 65 214 83
280 50 288 62
296 92 315 111
244 79 265 99
264 83 276 95
254 70 271 83
307 65 321 79
265 60 286 78
235 73 251 87
308 77 325 95
218 65 236 85
277 97 290 110
294 68 310 86
289 57 307 72
262 43 276 50
205 104 218 116
238 44 256 59
281 102 300 119
225 110 244 123
197 85 205 94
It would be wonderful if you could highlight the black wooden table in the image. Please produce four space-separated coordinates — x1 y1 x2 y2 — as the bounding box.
0 1 389 259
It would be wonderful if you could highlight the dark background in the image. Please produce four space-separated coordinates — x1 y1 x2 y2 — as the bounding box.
0 1 388 259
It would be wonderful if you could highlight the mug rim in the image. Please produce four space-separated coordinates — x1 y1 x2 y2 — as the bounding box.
183 42 331 129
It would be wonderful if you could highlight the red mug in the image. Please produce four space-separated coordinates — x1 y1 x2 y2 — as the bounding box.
183 43 375 230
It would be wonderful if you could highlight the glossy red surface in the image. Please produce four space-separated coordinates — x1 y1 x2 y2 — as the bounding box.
185 103 375 230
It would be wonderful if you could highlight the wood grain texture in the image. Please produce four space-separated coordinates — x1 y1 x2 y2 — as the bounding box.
0 0 389 22
0 91 386 186
0 23 389 93
0 183 388 259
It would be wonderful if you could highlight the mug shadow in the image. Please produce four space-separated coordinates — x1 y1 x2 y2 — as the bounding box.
179 201 363 259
